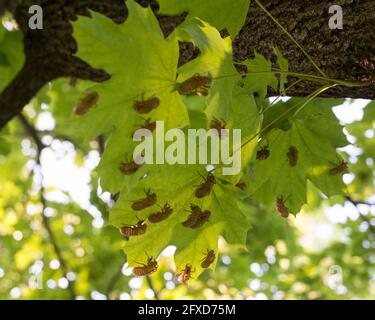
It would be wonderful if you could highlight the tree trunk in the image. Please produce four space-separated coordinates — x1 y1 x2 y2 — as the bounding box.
0 0 374 129
233 0 375 99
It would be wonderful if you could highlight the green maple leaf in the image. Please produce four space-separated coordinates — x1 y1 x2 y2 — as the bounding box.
249 109 349 214
274 47 289 95
157 0 250 37
71 0 190 192
215 86 262 184
0 29 24 91
0 24 5 41
176 18 238 121
263 98 345 132
171 183 254 275
241 52 278 98
172 223 222 275
71 0 189 140
109 162 201 266
363 100 375 124
109 158 253 276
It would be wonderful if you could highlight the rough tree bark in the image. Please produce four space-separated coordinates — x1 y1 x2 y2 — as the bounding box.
0 0 374 129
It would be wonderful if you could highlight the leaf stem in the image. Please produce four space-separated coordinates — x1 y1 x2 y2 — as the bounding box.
261 78 304 115
241 84 336 149
345 196 375 234
254 0 327 78
18 113 77 300
214 69 364 88
146 275 160 300
211 84 336 173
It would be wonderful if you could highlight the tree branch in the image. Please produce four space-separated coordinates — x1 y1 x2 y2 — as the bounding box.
105 262 124 298
105 260 160 300
146 275 160 300
18 113 77 299
0 0 18 15
97 135 105 156
345 196 375 234
0 0 126 129
2 0 375 130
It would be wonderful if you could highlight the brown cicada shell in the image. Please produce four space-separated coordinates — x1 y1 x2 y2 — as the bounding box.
132 255 158 276
329 160 348 176
120 159 143 175
133 97 160 114
140 118 156 133
287 146 298 167
235 181 247 191
75 91 99 115
178 74 212 96
120 219 147 237
200 249 216 268
177 264 194 283
132 118 157 138
195 173 216 198
132 189 157 211
210 118 227 139
148 203 173 223
276 196 289 218
256 143 270 160
182 204 211 229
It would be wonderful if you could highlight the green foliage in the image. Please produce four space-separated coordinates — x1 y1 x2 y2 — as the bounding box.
249 99 349 214
69 1 263 277
345 100 375 199
241 52 278 98
0 25 24 91
68 0 352 279
157 0 250 37
274 47 289 95
0 0 374 300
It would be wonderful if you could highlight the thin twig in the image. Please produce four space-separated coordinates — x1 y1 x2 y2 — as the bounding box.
345 196 375 234
105 261 160 300
18 114 45 152
39 187 76 299
146 275 160 300
106 262 124 297
97 135 106 156
35 129 79 147
254 0 327 78
18 113 76 299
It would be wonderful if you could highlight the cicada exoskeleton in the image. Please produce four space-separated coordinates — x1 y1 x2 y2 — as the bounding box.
256 141 270 160
148 202 173 223
75 91 99 115
177 264 194 283
276 196 289 218
195 173 216 199
132 189 157 211
210 118 227 139
287 146 298 167
120 157 143 176
182 204 211 229
178 74 212 96
120 219 147 237
200 249 216 268
132 254 158 277
133 96 160 114
329 160 348 176
235 181 247 191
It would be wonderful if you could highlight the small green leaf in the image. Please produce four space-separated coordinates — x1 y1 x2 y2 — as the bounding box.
249 113 348 214
157 0 250 37
71 0 188 140
241 52 278 98
274 47 289 95
177 18 238 121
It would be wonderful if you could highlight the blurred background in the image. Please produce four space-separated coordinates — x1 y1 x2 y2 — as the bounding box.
0 15 374 300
